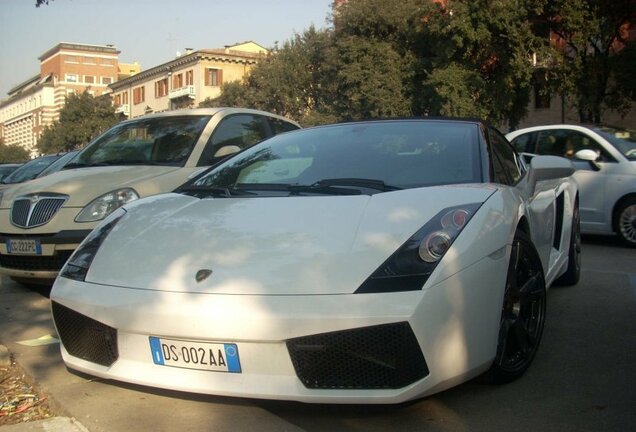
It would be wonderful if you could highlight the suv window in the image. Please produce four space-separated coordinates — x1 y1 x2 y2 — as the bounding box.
198 114 270 166
489 128 523 185
536 129 614 162
510 132 534 153
270 117 300 134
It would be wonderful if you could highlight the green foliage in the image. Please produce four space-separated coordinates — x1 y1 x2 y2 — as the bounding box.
331 37 414 120
200 27 336 125
547 0 636 123
197 0 632 128
414 0 545 127
37 91 122 154
0 139 30 163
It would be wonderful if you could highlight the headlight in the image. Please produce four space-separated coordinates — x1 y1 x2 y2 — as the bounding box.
60 208 126 281
75 188 138 222
355 203 482 294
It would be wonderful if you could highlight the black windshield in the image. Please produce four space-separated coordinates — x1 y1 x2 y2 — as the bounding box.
187 121 482 196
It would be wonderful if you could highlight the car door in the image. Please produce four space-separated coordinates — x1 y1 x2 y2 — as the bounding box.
196 114 271 167
489 128 558 272
533 129 612 228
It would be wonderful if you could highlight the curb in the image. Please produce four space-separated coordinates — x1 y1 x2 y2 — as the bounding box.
0 417 89 431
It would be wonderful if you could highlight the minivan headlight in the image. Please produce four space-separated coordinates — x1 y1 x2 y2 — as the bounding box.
75 188 138 222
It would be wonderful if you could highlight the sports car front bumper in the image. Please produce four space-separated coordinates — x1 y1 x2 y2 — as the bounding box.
50 251 508 404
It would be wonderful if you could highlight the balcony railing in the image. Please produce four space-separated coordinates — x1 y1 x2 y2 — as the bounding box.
169 85 196 99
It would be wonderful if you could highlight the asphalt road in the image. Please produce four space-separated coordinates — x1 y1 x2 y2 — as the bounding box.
0 235 634 432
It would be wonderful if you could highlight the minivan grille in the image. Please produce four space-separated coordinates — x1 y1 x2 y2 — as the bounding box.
11 195 67 228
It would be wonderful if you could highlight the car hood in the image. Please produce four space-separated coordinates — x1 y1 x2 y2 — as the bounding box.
86 186 496 295
0 166 182 208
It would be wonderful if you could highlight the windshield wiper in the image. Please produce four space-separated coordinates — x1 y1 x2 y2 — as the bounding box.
178 185 256 197
311 178 401 192
63 162 110 169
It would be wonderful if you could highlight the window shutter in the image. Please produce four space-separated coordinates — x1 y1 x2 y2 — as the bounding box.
217 69 223 86
205 69 210 86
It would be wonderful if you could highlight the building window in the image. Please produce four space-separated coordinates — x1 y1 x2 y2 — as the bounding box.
122 91 128 104
186 70 194 86
155 78 169 97
65 74 78 83
205 68 223 87
84 76 95 84
133 86 145 105
102 77 113 85
173 73 184 89
114 94 122 105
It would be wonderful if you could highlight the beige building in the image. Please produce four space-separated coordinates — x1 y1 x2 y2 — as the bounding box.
0 42 135 154
109 42 267 118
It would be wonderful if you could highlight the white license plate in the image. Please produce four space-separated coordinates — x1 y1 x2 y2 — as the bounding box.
149 336 241 373
6 239 42 255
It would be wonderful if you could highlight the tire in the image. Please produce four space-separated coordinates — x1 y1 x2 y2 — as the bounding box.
615 197 636 248
483 230 546 384
555 203 581 285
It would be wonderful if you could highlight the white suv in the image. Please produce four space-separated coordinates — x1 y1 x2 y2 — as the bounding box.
507 124 636 247
0 108 300 284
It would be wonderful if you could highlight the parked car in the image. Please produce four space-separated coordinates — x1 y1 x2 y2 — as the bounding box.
35 150 79 179
51 118 578 403
0 108 300 285
0 153 66 188
506 124 636 247
0 163 22 182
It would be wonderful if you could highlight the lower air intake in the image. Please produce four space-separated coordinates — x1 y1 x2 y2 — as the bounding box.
52 302 118 367
287 322 428 389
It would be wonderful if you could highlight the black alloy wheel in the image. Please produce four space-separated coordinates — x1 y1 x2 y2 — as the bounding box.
556 203 581 285
485 230 546 384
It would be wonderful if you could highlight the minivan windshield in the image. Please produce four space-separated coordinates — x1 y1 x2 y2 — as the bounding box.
1 154 61 184
594 127 636 160
186 121 481 197
65 115 210 169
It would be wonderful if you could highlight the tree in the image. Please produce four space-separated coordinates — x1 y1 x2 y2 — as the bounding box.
333 0 545 127
0 138 30 163
413 0 547 128
200 26 337 126
546 0 636 123
37 91 122 154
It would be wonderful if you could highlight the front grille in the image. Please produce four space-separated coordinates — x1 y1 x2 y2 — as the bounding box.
287 322 428 390
11 195 67 228
52 302 118 367
0 250 73 271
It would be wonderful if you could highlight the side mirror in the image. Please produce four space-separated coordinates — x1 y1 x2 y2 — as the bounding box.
574 149 601 171
213 145 241 158
528 155 575 194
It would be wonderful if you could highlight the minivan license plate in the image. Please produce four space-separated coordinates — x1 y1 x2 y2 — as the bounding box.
149 336 241 373
6 239 41 255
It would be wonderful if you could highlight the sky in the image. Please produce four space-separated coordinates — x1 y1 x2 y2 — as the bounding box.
0 0 333 98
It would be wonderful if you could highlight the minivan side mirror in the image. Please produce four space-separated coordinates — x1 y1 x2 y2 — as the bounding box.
574 149 601 171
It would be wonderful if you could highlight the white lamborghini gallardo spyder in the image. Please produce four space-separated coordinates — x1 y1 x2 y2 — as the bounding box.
51 119 579 404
